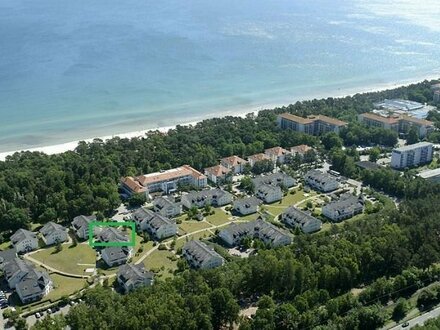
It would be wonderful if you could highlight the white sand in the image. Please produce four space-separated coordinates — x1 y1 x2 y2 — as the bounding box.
0 75 438 161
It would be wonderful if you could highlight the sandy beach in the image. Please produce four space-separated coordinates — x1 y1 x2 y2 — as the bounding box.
0 75 438 162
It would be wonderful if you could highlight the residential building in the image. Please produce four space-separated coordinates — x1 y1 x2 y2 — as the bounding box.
96 227 129 244
101 247 132 267
322 194 364 222
181 189 233 209
247 153 271 167
16 271 52 304
39 222 68 246
233 197 262 215
277 113 347 135
204 164 231 184
132 165 207 195
117 263 154 293
182 240 225 269
72 215 97 240
290 144 314 157
119 176 149 197
418 168 440 183
3 258 52 304
280 206 322 233
358 112 434 138
153 196 182 218
304 170 340 192
255 184 282 204
132 207 177 239
252 172 296 190
264 146 290 164
11 229 38 254
0 248 17 270
391 142 433 169
219 219 291 248
220 156 248 174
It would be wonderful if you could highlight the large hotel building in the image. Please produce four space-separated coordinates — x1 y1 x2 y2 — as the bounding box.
358 112 434 138
391 142 433 169
277 113 348 135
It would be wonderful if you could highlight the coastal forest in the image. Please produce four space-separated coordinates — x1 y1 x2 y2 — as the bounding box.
2 80 440 329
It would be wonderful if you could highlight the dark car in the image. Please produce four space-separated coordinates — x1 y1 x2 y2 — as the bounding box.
402 321 409 328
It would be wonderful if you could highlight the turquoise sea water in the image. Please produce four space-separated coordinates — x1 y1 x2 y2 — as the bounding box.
1 0 440 152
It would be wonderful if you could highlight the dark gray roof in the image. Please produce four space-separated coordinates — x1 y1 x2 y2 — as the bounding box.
16 271 51 298
153 196 179 210
39 222 66 237
0 248 17 265
132 207 155 223
184 189 233 204
102 247 131 262
233 197 262 209
118 263 153 285
97 227 128 243
324 194 364 214
305 170 338 185
257 184 281 195
183 240 224 264
3 258 34 280
282 206 321 227
252 172 295 188
11 229 37 244
72 215 96 230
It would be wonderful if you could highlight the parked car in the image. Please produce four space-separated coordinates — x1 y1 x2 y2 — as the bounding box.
402 322 409 328
47 308 52 314
35 312 41 319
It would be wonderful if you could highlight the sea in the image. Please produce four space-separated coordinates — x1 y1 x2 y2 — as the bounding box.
1 0 440 153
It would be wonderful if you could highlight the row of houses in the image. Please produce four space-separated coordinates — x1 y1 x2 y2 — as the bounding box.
204 145 314 184
322 194 365 222
219 218 292 248
304 170 340 192
0 250 52 304
10 221 69 254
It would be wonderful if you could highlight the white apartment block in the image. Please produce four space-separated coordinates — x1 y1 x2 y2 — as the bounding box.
391 142 433 169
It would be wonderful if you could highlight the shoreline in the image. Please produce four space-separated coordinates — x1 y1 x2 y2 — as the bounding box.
0 75 438 161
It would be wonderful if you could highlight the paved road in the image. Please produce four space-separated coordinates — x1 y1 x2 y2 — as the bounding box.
390 305 440 329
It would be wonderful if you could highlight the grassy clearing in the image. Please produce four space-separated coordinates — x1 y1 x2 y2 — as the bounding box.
178 220 211 234
265 189 314 216
235 213 260 222
205 209 231 226
132 240 155 263
144 250 178 279
31 243 96 275
0 241 11 250
46 274 87 301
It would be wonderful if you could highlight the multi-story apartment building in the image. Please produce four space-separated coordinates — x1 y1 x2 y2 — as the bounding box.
182 240 225 269
121 165 207 196
391 142 434 169
358 112 434 138
277 113 347 135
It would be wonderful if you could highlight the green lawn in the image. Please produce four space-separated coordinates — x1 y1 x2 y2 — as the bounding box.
46 274 87 301
144 250 178 279
31 243 96 275
175 230 214 249
235 213 260 222
205 209 231 226
178 220 212 234
0 241 11 250
132 240 155 263
265 189 314 216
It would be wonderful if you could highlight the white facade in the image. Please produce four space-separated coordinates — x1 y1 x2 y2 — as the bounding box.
11 230 39 254
255 185 282 204
391 142 433 169
304 170 339 192
220 156 247 174
182 241 225 269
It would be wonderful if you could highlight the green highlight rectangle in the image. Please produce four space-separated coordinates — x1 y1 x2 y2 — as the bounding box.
88 221 136 247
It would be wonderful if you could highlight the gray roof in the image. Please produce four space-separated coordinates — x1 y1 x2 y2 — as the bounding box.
324 194 364 214
11 229 37 245
102 246 131 262
282 206 321 227
146 213 175 230
3 258 34 280
0 248 17 265
39 222 66 237
220 218 290 246
96 227 128 243
183 240 224 264
252 172 295 188
355 161 382 170
393 142 433 152
16 271 51 298
118 263 153 284
233 197 262 209
72 215 96 230
132 207 155 223
257 184 281 195
184 189 233 204
305 170 338 185
153 196 179 210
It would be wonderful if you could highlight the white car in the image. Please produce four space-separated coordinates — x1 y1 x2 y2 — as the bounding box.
35 312 41 319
